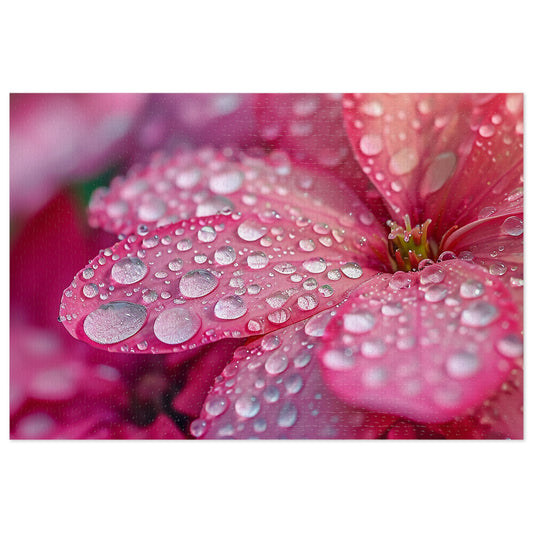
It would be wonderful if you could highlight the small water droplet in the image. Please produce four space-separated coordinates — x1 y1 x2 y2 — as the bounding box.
237 219 268 242
190 418 207 438
197 226 217 243
424 284 448 302
209 169 244 194
82 283 99 298
265 352 289 375
196 195 235 217
460 280 485 299
299 238 316 252
340 262 363 279
359 134 383 156
302 257 327 274
422 152 457 194
381 302 403 317
82 268 95 280
83 302 147 345
214 295 247 319
153 307 201 344
461 302 498 327
142 289 158 304
274 263 297 275
168 258 184 272
479 124 495 138
323 349 355 370
205 396 229 417
111 257 148 285
247 251 269 270
267 308 290 324
343 311 375 333
297 293 318 311
389 147 419 176
419 265 445 285
496 334 523 358
277 402 298 428
235 393 260 418
501 216 523 236
361 100 384 117
214 245 236 265
263 385 280 403
361 339 386 358
446 351 480 379
179 269 218 298
261 334 281 351
489 262 507 276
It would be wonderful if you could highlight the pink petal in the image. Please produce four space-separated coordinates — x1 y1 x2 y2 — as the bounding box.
60 212 378 354
255 93 389 219
443 211 523 310
88 149 387 259
192 314 396 439
342 94 523 239
320 259 522 423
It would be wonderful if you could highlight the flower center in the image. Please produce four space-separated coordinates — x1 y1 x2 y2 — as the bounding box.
387 215 436 272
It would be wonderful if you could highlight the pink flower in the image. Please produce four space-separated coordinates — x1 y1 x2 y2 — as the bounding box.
58 94 523 439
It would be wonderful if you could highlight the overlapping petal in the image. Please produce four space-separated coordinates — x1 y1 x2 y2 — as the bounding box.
60 210 379 354
342 94 523 239
193 314 396 439
319 259 522 423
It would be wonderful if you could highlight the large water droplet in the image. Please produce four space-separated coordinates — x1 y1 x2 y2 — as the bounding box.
235 393 260 418
267 308 290 324
247 251 269 270
501 216 523 236
303 257 327 274
297 294 318 311
197 226 217 243
277 402 298 428
111 257 148 285
340 262 363 279
265 351 289 375
205 395 229 417
343 311 375 333
237 219 268 242
419 265 445 285
273 263 297 275
424 284 448 302
461 302 498 327
214 245 236 265
460 279 485 299
422 152 457 194
496 334 523 358
83 302 147 345
153 307 201 344
446 351 480 379
359 134 383 156
82 283 99 298
179 269 218 298
214 295 247 319
209 169 244 194
389 148 419 176
261 334 281 351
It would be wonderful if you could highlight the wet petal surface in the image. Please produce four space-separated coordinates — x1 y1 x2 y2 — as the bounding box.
320 260 522 423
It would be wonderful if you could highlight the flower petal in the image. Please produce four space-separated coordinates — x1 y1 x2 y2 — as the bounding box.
60 212 377 354
320 260 522 423
191 313 396 439
342 94 523 239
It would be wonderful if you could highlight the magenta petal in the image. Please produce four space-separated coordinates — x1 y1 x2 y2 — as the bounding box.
320 260 522 423
192 314 396 439
60 212 377 354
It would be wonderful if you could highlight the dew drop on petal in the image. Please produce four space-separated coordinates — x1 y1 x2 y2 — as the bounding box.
422 152 457 194
419 265 445 285
83 302 147 345
267 308 290 324
214 295 247 320
235 393 260 418
82 268 95 280
461 302 498 327
389 148 419 176
323 349 355 370
496 334 523 358
274 263 297 275
214 245 236 265
361 339 386 358
303 257 327 274
381 302 403 317
261 334 281 351
263 385 280 403
237 219 268 242
247 251 269 270
190 419 207 438
196 195 235 217
340 262 363 279
501 216 523 236
489 262 507 276
179 269 218 298
82 283 99 298
479 124 495 138
277 402 298 428
209 169 244 194
359 134 383 156
361 100 384 117
343 311 375 334
111 257 148 285
197 226 217 243
446 351 480 379
153 307 201 344
177 238 193 251
297 294 318 311
168 258 184 272
460 280 485 299
205 396 229 417
265 352 289 375
424 284 448 302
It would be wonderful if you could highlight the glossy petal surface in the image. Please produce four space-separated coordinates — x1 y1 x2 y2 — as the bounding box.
320 260 522 423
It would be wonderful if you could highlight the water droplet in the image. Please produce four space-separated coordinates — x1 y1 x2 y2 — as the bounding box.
327 269 341 281
302 257 327 274
82 268 94 280
247 251 269 270
359 134 383 156
446 351 480 379
381 302 403 317
274 263 296 275
263 385 280 403
361 339 386 358
389 148 419 176
344 311 375 333
235 393 260 418
361 100 384 117
83 302 147 345
299 238 316 252
247 284 261 295
82 283 99 298
142 289 158 304
205 396 229 417
190 419 207 438
501 216 523 236
302 278 318 290
265 352 289 375
424 284 448 302
267 308 290 324
209 169 244 194
214 295 247 320
111 257 148 285
297 294 318 311
479 124 495 138
388 271 413 290
496 334 523 358
177 238 193 251
489 262 507 276
247 319 262 332
422 152 457 194
168 258 183 272
138 197 166 221
197 226 217 243
419 265 445 285
478 206 497 219
153 307 201 344
460 280 485 299
142 235 159 249
340 262 363 279
323 349 355 370
214 245 236 265
179 269 218 298
237 219 268 242
261 334 281 351
461 302 498 327
196 195 235 217
277 402 298 428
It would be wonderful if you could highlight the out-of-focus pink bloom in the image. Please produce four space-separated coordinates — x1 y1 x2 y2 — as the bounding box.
54 94 524 439
10 94 148 216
